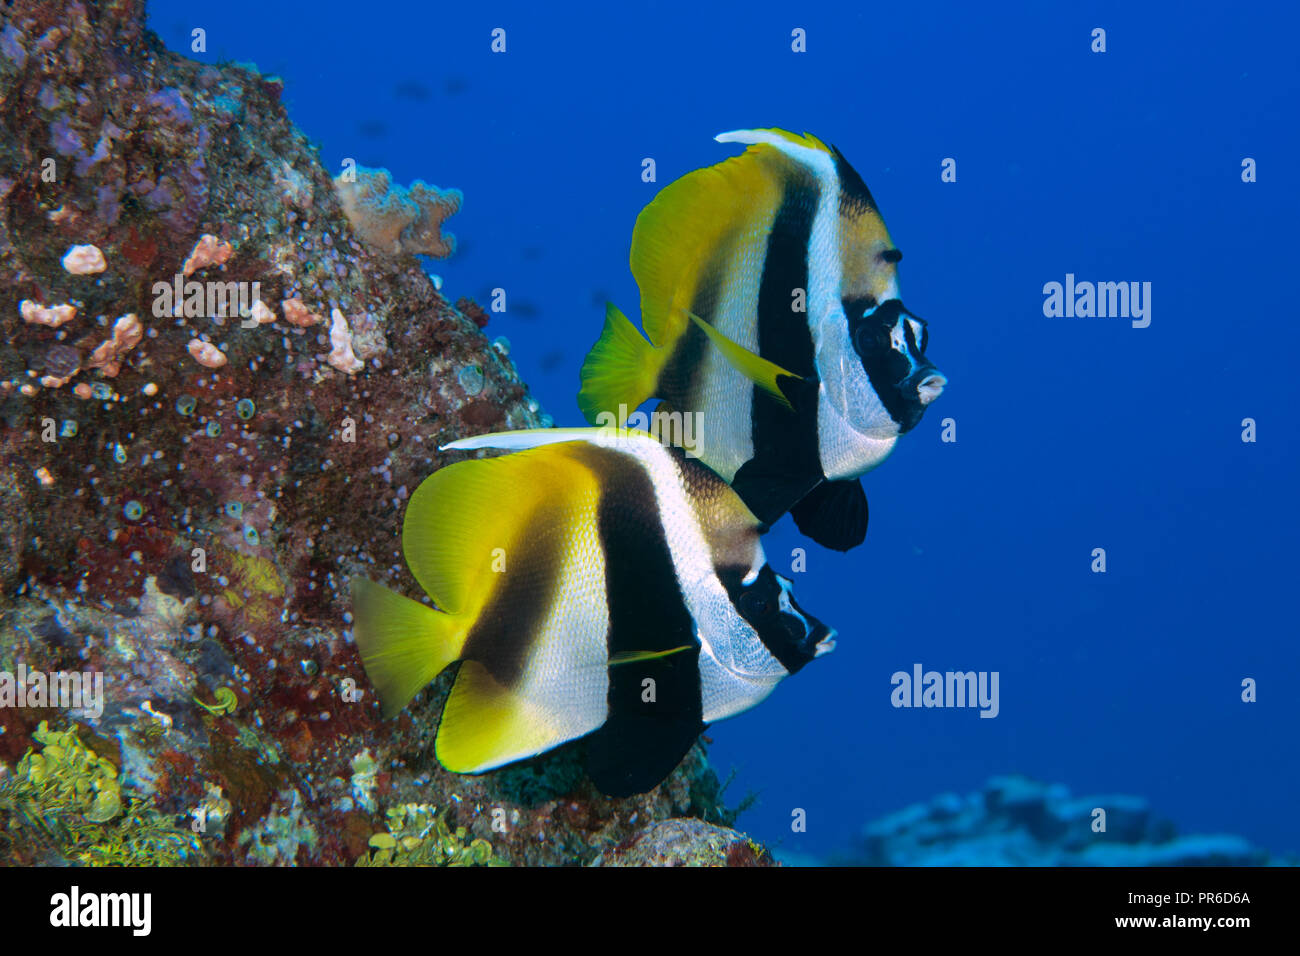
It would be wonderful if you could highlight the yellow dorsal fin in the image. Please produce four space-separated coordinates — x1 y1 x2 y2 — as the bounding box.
630 144 794 349
686 311 799 408
402 445 600 617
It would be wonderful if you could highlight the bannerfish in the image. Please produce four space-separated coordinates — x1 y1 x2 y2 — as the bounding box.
350 427 835 797
577 128 946 551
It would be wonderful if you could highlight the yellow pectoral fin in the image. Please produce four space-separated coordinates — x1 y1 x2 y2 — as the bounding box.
608 645 694 666
686 312 800 409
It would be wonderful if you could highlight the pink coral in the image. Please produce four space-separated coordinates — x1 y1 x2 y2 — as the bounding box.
61 243 106 274
250 299 276 325
182 233 234 276
87 313 142 377
20 299 77 327
281 297 322 328
187 339 228 368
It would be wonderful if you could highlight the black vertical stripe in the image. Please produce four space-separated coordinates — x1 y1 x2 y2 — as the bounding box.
657 245 729 411
459 496 566 688
730 175 828 523
567 444 705 796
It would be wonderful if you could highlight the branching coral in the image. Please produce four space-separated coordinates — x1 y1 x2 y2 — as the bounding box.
334 165 460 259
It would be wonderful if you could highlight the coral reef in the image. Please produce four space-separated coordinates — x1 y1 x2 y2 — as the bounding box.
832 776 1279 866
0 0 753 866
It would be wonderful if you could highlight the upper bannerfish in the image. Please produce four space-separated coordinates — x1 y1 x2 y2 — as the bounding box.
578 128 946 551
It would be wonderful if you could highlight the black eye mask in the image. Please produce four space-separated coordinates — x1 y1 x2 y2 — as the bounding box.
723 565 831 674
845 298 938 433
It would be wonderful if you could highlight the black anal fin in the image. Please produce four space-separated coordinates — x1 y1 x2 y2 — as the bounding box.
731 457 824 527
585 650 704 797
790 478 869 551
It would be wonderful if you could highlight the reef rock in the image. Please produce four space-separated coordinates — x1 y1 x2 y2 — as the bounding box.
591 817 777 867
835 776 1276 866
0 0 746 866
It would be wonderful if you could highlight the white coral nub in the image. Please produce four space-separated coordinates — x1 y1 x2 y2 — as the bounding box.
187 339 228 369
20 300 77 327
250 299 277 325
327 308 363 374
61 243 106 275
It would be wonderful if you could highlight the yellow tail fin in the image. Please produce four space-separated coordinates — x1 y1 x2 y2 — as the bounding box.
577 303 663 425
350 577 461 718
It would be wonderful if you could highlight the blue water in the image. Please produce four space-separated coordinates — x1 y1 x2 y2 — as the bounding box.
149 0 1300 860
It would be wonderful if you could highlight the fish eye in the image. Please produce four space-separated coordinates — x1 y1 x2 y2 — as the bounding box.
854 322 890 356
881 248 903 264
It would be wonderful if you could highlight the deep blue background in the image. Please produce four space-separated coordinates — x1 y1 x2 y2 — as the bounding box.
149 0 1300 860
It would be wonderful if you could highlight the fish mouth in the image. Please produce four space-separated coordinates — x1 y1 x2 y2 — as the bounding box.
814 629 837 657
916 371 947 405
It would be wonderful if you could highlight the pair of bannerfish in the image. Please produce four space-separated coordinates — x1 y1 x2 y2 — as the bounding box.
352 129 946 795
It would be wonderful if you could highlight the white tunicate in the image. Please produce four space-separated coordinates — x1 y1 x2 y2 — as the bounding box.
491 336 510 356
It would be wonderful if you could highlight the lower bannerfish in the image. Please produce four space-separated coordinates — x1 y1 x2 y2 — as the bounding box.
350 427 835 796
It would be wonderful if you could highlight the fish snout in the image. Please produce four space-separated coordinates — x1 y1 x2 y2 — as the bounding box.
814 627 837 657
916 370 947 406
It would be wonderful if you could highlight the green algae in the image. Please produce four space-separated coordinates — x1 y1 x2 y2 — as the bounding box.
0 721 204 866
355 802 505 867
